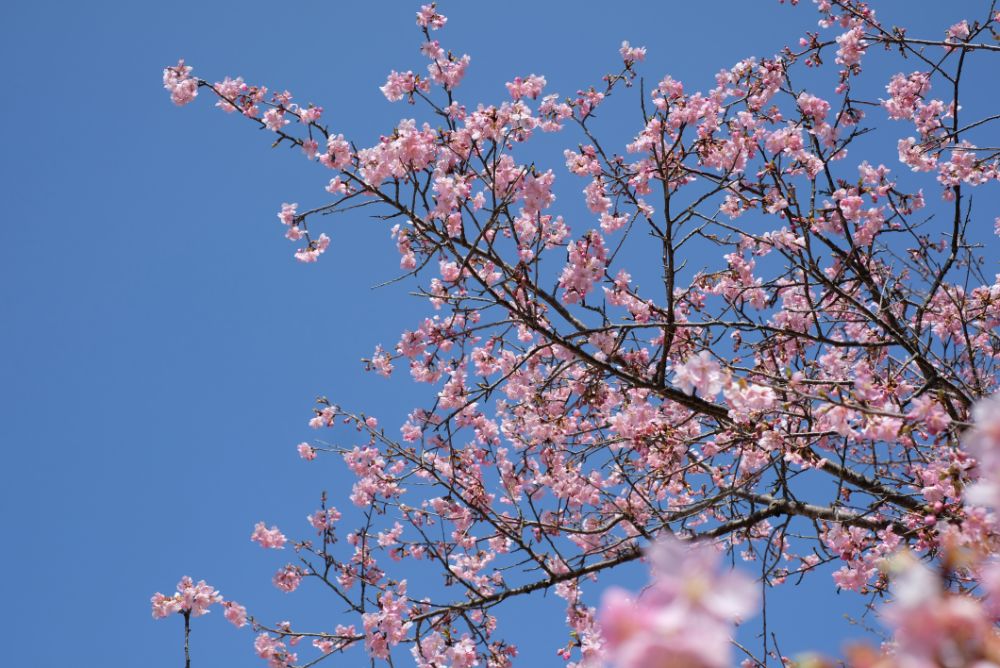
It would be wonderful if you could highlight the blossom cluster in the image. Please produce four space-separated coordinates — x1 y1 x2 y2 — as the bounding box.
151 576 247 629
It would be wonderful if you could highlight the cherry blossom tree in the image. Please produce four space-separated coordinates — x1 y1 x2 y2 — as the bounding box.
155 1 1000 666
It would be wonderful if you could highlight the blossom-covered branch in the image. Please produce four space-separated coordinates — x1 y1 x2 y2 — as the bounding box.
158 1 1000 666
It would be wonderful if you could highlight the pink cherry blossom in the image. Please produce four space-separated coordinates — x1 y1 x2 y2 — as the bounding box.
262 108 289 132
599 536 755 668
673 351 726 398
273 565 303 593
362 581 412 659
320 134 352 170
301 139 319 160
558 231 607 304
223 600 248 628
150 576 222 619
505 74 546 101
883 72 931 120
307 507 341 532
298 105 322 124
963 394 1000 510
835 24 867 68
251 521 287 549
946 19 971 43
619 40 646 64
797 92 830 121
877 552 1000 666
163 60 198 106
277 202 297 227
150 591 183 619
255 633 297 668
380 70 427 102
415 3 446 30
294 233 330 263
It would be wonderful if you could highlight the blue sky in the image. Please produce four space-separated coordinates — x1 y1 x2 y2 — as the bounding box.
3 1 995 666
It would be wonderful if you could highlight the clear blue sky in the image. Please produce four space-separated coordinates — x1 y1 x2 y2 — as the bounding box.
2 2 994 666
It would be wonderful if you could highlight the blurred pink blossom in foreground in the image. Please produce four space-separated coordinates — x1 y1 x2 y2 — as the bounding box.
599 536 756 668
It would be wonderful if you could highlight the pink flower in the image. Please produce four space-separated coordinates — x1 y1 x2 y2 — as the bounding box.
298 105 322 124
427 54 470 90
177 576 222 617
835 25 867 68
294 233 330 263
505 74 547 101
520 169 556 216
797 92 830 121
273 565 302 593
223 601 248 628
326 177 348 195
439 260 461 282
212 76 244 113
307 507 341 532
964 393 1000 455
415 3 447 30
673 351 726 398
255 633 297 667
163 60 198 106
151 576 222 619
898 137 938 172
362 581 412 659
277 203 297 227
646 537 757 621
558 231 607 304
314 639 335 654
882 72 931 120
963 393 1000 509
818 404 856 438
371 344 394 377
583 178 611 214
724 381 776 421
263 108 289 132
150 592 183 619
320 134 352 170
301 139 318 160
619 41 647 64
946 20 971 43
380 70 426 102
599 536 756 668
251 522 287 549
880 552 995 666
906 395 952 435
297 442 316 460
